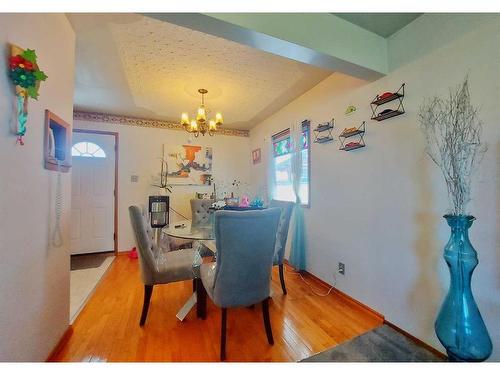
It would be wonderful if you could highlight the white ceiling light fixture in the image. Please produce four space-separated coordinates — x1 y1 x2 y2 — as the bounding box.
180 88 223 137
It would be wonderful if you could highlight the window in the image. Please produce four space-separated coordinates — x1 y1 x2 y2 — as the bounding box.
272 120 310 206
71 142 106 158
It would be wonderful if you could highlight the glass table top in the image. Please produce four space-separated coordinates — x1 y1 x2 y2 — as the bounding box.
162 220 215 241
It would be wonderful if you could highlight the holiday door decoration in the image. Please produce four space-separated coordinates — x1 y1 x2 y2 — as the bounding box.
8 44 48 145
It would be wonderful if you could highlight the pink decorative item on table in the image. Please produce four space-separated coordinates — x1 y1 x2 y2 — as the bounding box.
239 195 250 207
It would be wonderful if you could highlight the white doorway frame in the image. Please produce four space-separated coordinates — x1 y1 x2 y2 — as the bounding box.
73 129 119 255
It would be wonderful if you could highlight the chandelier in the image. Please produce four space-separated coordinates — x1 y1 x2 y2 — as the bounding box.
180 89 223 137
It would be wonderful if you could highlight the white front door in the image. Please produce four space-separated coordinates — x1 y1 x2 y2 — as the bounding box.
70 132 115 255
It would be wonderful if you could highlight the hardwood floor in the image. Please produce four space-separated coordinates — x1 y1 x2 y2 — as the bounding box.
52 255 383 362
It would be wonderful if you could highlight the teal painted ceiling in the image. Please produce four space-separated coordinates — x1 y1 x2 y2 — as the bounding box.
334 13 423 38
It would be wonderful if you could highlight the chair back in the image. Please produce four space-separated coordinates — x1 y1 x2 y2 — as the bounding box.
269 200 294 264
191 199 215 226
129 205 157 285
211 208 281 308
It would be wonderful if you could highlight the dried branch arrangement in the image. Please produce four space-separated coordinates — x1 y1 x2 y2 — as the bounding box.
152 157 172 194
418 76 487 215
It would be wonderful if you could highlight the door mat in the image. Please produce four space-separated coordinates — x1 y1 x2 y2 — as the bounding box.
71 253 113 271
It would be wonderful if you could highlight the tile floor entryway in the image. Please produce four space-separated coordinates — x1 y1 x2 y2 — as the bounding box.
70 254 115 323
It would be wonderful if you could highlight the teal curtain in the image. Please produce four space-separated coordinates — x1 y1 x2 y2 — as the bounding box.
289 121 307 271
266 133 277 205
289 198 306 270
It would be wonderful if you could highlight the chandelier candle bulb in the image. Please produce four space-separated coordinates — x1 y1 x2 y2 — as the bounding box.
190 120 198 131
215 112 223 125
181 113 189 127
196 106 206 123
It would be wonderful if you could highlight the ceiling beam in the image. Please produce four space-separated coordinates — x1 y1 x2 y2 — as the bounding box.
145 13 388 81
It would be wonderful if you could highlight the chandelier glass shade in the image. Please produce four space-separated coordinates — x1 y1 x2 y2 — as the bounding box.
180 89 223 137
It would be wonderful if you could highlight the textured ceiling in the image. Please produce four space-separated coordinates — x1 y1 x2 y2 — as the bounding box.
69 14 331 130
334 13 423 38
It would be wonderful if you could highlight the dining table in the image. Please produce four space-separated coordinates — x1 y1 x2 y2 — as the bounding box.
162 220 216 321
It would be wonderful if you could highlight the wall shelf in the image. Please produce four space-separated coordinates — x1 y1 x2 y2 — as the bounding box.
340 143 366 152
370 83 405 122
313 119 334 144
371 91 404 106
372 109 405 122
339 128 365 138
339 121 366 151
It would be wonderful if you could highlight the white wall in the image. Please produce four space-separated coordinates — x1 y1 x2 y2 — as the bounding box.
74 119 251 252
0 15 75 361
250 17 500 359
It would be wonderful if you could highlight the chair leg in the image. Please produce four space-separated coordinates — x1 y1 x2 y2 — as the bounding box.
220 308 227 361
140 285 153 326
279 264 287 295
196 278 207 320
262 299 274 345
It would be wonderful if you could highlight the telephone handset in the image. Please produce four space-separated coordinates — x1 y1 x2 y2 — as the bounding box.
48 128 56 159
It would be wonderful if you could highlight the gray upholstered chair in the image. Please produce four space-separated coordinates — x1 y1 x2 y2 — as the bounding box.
269 200 295 295
199 208 282 360
190 198 215 226
129 206 201 326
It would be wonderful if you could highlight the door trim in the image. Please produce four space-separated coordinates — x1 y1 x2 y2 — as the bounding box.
73 129 119 256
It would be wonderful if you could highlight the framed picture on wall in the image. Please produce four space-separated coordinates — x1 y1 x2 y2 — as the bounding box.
252 148 261 165
164 144 213 185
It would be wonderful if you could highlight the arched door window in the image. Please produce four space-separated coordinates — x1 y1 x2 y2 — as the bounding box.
71 141 106 158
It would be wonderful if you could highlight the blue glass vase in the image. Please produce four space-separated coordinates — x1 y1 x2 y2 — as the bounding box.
435 215 492 361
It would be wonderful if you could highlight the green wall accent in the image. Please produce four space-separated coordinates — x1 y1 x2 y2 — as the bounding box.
388 13 500 71
205 13 388 75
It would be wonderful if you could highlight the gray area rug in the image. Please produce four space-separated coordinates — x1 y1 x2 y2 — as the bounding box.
301 324 443 362
71 253 113 271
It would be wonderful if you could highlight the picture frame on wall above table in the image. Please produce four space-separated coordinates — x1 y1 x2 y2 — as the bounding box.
252 148 261 165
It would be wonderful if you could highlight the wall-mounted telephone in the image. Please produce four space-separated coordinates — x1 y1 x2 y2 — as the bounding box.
44 110 71 172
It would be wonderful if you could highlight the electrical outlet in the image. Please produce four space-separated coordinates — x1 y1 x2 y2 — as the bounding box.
338 262 345 275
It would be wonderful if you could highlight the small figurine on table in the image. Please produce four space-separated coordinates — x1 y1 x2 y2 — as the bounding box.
211 200 226 210
239 195 250 208
250 197 264 208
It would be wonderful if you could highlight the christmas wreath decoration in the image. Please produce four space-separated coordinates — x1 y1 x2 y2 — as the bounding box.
8 44 48 144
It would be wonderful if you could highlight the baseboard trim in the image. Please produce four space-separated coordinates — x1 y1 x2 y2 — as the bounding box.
383 320 447 360
46 326 73 362
117 251 130 257
285 261 384 322
286 261 446 359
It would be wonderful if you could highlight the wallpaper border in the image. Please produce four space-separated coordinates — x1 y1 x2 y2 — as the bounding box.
73 111 250 138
